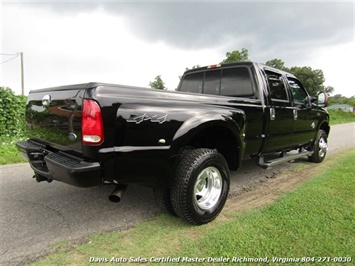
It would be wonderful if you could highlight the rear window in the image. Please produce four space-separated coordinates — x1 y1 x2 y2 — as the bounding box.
221 67 254 96
204 70 221 95
179 72 203 93
179 67 254 97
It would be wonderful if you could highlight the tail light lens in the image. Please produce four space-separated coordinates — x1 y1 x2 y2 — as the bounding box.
82 99 104 145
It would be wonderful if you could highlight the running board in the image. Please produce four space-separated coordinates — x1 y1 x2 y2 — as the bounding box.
258 149 313 169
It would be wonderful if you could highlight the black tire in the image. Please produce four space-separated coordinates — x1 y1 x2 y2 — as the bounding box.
171 148 230 225
153 188 177 216
308 129 328 163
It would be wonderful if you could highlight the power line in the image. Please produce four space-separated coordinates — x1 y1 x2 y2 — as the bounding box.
1 52 25 95
1 54 20 64
0 52 20 56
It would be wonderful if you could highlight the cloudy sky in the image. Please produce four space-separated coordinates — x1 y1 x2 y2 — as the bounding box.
1 1 354 97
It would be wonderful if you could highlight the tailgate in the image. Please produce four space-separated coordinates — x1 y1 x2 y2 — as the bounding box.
26 84 88 154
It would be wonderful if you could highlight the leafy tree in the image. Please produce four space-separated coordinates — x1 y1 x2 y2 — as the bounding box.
289 66 326 96
324 86 334 95
265 59 329 96
347 97 355 107
0 87 27 137
221 48 249 64
149 75 166 90
329 94 350 105
265 58 288 71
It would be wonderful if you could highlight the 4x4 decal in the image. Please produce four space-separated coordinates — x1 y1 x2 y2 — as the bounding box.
127 113 168 124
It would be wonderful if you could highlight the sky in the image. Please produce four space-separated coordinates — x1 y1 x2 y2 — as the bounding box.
1 0 354 97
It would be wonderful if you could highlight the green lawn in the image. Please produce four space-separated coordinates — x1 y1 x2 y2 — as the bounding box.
0 136 26 164
32 148 355 266
328 109 355 125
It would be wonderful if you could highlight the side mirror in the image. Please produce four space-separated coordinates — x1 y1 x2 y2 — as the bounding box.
317 92 329 107
304 96 317 109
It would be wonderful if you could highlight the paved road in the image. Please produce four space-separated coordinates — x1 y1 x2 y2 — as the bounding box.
1 122 354 265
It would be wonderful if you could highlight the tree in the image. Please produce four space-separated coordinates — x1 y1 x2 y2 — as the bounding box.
0 87 27 137
289 66 326 96
265 59 333 96
324 86 334 95
329 94 349 105
149 75 166 90
265 58 288 71
347 97 355 107
220 48 249 64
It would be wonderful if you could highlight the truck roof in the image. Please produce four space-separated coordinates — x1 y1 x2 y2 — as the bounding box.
183 61 297 79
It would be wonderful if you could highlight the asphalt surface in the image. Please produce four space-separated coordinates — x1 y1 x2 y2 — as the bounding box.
1 122 354 265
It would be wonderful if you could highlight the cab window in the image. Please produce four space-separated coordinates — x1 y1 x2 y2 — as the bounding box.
265 71 289 102
287 78 308 105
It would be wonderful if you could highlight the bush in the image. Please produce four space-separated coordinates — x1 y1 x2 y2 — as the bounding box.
0 87 27 137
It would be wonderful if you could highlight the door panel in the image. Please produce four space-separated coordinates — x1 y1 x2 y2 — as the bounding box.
264 106 294 152
263 70 294 152
287 77 317 146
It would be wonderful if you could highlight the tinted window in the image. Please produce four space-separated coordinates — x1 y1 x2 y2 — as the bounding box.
266 71 288 101
288 78 308 105
180 66 254 98
221 67 253 96
179 72 203 93
204 70 221 95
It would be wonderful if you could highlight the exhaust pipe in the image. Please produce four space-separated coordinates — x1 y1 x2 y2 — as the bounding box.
33 174 52 183
109 184 127 203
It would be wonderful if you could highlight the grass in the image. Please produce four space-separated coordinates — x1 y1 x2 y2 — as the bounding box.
0 136 26 164
32 148 355 265
328 109 355 125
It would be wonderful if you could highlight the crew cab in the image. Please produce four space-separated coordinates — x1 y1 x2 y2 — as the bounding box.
17 62 329 225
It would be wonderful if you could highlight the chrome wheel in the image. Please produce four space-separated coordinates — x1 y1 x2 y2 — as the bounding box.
318 137 328 158
193 166 222 211
309 129 328 163
171 148 230 225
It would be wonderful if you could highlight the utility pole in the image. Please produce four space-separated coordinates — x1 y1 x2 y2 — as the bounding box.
20 52 24 95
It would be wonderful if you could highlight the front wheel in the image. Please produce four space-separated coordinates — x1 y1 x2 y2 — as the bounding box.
171 148 230 225
308 129 328 163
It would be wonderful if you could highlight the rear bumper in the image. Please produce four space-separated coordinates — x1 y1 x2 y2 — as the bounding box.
16 140 102 187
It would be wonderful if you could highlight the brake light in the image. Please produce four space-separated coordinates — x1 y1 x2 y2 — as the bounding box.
207 64 221 69
82 99 104 145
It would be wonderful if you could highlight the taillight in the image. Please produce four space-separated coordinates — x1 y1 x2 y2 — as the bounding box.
82 99 104 145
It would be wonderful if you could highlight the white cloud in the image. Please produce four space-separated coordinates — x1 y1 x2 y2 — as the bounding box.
310 42 355 97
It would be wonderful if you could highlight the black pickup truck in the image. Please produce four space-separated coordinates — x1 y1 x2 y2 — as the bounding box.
17 62 329 225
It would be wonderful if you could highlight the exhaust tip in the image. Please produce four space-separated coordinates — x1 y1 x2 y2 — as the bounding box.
108 194 121 203
109 185 127 203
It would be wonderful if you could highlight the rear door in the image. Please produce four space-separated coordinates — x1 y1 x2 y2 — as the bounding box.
263 69 294 152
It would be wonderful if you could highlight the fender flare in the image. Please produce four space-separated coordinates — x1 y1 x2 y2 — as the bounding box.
170 109 246 169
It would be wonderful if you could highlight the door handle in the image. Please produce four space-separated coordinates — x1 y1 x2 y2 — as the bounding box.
270 108 275 121
293 109 298 120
